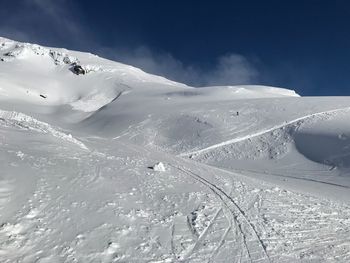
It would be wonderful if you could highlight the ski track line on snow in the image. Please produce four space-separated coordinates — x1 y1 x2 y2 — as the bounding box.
170 164 248 261
208 225 231 263
233 168 350 189
179 106 350 157
181 207 222 260
170 222 177 260
171 165 271 263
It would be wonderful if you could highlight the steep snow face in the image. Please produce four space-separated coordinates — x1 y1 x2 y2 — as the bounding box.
189 104 350 201
0 38 303 148
2 37 350 262
295 109 350 168
0 38 186 111
0 38 298 112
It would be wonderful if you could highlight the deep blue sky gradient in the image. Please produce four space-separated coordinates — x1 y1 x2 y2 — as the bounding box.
1 0 350 95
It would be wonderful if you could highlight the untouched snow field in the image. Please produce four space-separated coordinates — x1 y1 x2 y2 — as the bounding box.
1 37 350 262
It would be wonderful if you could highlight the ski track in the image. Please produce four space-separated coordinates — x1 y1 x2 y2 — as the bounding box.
180 106 350 157
165 156 350 262
181 207 222 260
172 165 271 263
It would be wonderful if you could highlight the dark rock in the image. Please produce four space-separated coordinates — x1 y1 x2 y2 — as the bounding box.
71 64 85 75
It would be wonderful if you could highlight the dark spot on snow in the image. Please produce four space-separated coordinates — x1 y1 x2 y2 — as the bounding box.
40 94 47 98
70 63 86 75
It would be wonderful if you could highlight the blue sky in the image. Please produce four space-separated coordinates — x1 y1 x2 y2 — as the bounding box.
1 0 350 95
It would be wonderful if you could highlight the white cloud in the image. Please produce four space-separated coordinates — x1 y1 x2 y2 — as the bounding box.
106 46 258 86
203 54 258 86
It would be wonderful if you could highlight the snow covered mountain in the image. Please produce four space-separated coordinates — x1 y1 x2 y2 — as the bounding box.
1 37 350 262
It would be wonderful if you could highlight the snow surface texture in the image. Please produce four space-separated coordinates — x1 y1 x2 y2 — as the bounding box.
1 37 350 262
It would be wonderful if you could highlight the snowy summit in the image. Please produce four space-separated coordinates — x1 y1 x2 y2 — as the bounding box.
1 37 350 262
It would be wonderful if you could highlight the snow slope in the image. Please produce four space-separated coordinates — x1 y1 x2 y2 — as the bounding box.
1 37 350 262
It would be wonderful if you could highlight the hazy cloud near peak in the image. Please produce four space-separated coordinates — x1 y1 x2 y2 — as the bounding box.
104 46 259 87
203 54 258 86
